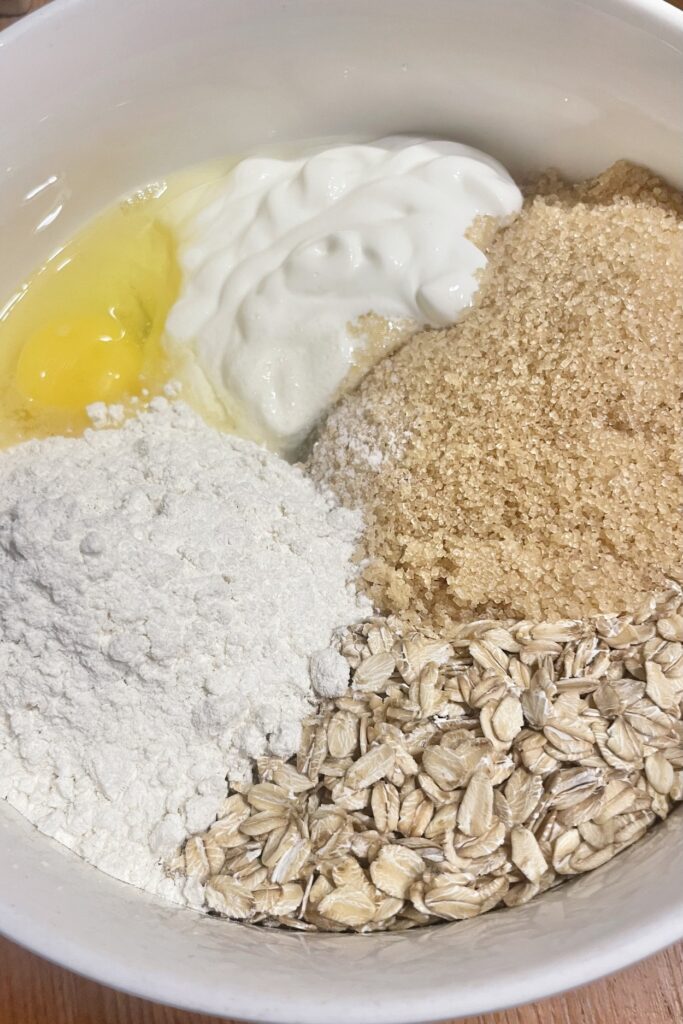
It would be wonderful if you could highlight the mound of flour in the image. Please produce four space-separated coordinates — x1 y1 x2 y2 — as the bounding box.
0 399 368 900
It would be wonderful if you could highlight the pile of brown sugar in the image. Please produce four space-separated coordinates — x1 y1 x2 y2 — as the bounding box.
308 162 683 626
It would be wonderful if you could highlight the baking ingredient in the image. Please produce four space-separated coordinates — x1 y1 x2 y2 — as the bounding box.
0 399 367 899
165 137 522 454
174 588 683 931
309 648 351 699
309 162 683 624
0 184 183 448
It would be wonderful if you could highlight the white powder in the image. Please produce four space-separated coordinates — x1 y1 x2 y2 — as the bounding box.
0 399 368 901
309 648 351 699
86 401 126 427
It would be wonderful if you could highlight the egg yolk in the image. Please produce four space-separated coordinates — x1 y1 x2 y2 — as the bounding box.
0 188 182 447
15 314 143 411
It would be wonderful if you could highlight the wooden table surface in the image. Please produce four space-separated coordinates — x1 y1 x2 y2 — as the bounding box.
1 1 683 1022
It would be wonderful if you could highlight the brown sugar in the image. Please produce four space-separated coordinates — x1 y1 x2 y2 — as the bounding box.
308 162 683 626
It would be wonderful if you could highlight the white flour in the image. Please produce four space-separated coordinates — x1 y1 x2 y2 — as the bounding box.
0 399 368 901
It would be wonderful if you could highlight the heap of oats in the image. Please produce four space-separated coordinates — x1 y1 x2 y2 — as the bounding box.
172 586 683 932
308 162 683 626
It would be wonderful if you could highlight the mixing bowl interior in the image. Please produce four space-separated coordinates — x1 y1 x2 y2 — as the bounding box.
2 0 682 286
0 0 681 1021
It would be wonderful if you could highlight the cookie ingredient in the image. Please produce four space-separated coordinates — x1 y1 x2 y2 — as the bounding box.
0 184 181 447
309 162 683 624
165 137 521 454
0 399 367 900
175 587 683 932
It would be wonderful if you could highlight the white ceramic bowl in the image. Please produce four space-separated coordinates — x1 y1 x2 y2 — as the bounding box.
1 1 682 1020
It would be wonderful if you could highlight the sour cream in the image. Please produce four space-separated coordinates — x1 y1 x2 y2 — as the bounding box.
165 138 522 453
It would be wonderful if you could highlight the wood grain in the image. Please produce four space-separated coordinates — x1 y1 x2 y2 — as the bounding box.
1 0 682 1021
1 933 682 1024
0 0 47 27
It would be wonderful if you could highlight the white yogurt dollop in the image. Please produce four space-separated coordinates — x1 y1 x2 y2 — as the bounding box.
165 137 522 453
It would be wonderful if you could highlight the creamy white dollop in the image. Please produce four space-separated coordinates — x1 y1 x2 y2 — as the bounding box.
165 137 522 453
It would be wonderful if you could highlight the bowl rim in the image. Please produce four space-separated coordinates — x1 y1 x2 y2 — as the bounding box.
2 0 683 50
1 0 683 1020
1 824 683 1024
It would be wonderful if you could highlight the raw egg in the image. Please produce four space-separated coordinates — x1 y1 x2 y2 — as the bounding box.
15 313 144 410
0 186 181 446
